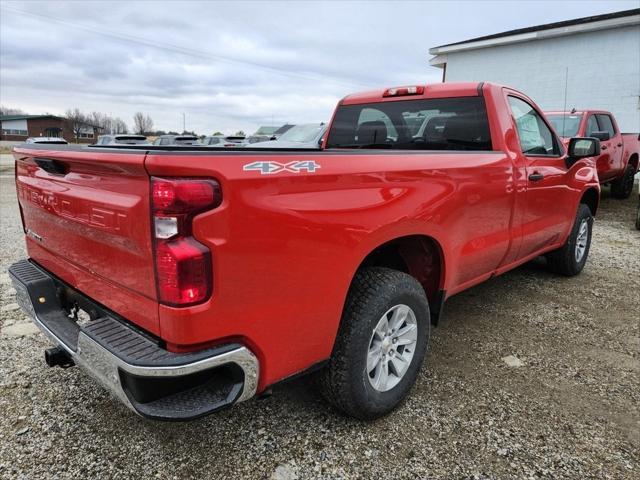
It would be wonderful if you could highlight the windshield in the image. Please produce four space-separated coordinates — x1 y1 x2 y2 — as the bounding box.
326 97 492 150
279 124 324 143
547 114 582 138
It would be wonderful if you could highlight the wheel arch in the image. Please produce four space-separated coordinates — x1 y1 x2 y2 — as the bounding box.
628 153 639 172
351 234 447 325
580 187 600 216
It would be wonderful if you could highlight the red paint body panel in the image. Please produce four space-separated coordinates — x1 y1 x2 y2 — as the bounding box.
545 110 640 182
14 83 600 391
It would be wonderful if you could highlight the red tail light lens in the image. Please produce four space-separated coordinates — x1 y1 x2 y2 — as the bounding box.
151 177 221 307
155 238 211 305
152 178 221 213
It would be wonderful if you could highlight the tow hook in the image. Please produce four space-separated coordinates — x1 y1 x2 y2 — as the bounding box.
44 346 75 369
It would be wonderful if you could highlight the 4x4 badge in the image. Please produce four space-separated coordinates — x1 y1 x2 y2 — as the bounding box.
243 160 320 175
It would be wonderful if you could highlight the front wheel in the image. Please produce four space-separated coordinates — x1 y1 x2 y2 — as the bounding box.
317 267 430 420
546 204 593 276
611 165 635 199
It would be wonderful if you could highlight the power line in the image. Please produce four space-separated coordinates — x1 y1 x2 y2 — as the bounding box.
0 5 368 90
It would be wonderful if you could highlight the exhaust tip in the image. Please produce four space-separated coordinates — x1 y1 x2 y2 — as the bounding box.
45 346 74 369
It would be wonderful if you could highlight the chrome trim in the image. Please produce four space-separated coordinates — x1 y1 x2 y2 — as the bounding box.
9 272 259 412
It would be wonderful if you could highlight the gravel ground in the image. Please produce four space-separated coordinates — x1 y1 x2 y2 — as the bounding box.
0 172 638 479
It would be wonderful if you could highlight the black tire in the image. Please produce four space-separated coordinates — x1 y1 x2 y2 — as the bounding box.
611 165 635 199
636 202 640 231
546 204 593 276
317 267 430 420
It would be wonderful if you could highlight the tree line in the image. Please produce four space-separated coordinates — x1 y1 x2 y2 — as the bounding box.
65 108 155 138
2 105 248 140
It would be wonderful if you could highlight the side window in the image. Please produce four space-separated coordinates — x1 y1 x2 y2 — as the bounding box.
507 96 560 156
585 115 600 136
596 114 616 138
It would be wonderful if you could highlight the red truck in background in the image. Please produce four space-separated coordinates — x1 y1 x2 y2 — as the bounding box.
546 110 639 198
9 82 602 421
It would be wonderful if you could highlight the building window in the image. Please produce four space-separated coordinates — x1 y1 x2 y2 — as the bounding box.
44 127 62 138
1 129 28 136
79 132 94 138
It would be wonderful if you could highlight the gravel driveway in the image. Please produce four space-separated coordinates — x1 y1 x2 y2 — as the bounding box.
0 173 638 479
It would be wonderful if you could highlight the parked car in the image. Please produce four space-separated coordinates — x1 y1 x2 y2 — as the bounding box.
546 110 639 198
244 135 272 144
250 123 327 148
271 124 295 139
201 135 246 147
10 82 601 421
96 134 149 145
153 134 200 146
25 137 68 145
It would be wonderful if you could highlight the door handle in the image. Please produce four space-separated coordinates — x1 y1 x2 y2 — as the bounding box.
601 145 608 150
35 158 68 175
528 172 544 182
617 143 623 147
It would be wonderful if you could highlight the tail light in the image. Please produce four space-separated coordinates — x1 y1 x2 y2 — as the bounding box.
151 177 222 306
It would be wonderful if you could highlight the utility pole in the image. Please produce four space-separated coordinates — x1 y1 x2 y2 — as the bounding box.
182 113 186 133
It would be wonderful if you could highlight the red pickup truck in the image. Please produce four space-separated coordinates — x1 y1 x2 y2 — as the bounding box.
10 82 602 421
546 110 639 198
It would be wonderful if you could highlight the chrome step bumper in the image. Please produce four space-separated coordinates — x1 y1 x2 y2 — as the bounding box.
8 259 259 421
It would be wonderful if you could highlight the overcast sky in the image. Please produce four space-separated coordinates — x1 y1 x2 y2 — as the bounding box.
1 0 637 135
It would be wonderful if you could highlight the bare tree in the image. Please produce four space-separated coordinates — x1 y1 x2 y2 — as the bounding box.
65 108 89 143
133 112 153 135
0 106 26 116
85 112 128 135
113 118 128 134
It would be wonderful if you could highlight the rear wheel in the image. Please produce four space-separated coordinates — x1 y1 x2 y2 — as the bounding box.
611 165 635 199
546 204 593 276
318 267 429 419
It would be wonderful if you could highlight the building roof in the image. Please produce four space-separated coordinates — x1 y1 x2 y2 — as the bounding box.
429 8 640 56
0 114 64 121
1 114 102 129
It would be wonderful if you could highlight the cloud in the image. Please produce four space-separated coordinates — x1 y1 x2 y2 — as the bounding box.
1 0 637 134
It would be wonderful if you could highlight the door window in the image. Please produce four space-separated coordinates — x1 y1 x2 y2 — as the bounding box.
585 115 600 136
507 96 560 156
596 114 616 138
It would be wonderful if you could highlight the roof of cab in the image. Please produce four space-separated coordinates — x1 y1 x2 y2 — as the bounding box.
340 82 485 105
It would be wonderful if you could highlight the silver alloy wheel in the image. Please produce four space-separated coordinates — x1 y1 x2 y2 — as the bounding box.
575 218 589 262
366 304 418 392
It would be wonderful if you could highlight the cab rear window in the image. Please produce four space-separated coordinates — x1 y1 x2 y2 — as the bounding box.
326 97 492 150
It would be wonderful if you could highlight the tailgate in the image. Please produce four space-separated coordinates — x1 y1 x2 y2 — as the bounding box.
14 147 159 333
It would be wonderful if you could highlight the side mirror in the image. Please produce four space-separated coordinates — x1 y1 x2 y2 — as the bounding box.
591 131 610 142
566 137 600 167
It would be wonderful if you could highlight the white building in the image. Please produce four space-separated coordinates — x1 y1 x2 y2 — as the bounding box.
429 9 640 132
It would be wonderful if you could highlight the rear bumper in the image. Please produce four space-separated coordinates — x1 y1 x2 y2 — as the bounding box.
8 259 259 421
